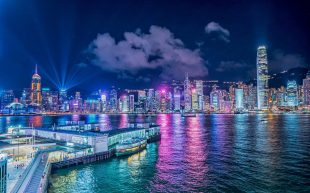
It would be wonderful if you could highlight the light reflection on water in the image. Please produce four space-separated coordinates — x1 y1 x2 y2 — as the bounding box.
0 114 310 192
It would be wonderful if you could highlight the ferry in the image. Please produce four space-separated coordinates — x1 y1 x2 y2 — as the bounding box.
116 138 147 156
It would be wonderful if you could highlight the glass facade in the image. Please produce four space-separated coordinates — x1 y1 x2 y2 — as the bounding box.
235 88 244 110
287 80 298 107
256 46 269 110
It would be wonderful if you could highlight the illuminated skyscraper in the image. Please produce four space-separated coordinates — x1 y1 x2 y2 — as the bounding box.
120 95 129 112
0 90 14 110
173 87 181 111
287 80 298 107
256 46 269 110
191 89 198 110
129 95 135 112
100 94 107 112
160 90 167 112
235 88 244 110
303 70 310 105
31 64 42 105
195 80 204 111
184 73 191 111
59 89 69 112
109 88 118 112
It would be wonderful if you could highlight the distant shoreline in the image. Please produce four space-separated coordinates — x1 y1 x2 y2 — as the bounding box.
0 111 309 117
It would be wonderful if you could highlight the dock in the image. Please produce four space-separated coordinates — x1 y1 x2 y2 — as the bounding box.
2 122 160 193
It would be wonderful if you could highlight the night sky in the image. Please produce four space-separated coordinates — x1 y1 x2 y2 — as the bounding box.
0 0 309 92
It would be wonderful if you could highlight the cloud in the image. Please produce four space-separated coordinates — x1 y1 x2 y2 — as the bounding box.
88 25 208 80
269 50 306 72
216 61 248 72
205 22 230 43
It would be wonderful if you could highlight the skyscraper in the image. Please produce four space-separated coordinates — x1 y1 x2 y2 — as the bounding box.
256 46 269 110
287 80 298 107
129 95 135 112
191 89 198 110
31 64 42 105
147 89 154 112
109 88 118 112
0 90 14 110
184 73 191 112
195 80 204 111
173 87 181 111
235 88 244 110
303 70 310 105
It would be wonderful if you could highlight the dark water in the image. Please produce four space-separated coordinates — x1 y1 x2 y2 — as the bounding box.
1 114 310 192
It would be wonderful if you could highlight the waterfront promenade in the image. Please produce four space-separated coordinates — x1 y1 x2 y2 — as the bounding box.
1 122 160 193
24 153 48 193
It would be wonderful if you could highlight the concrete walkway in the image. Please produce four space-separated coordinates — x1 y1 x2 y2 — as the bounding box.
23 153 48 193
7 159 32 193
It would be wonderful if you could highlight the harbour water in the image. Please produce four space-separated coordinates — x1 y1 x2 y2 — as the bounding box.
1 114 310 192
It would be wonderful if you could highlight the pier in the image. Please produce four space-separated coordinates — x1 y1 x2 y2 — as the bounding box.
1 122 160 193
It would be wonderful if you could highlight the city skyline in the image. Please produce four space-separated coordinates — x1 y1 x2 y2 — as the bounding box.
0 2 310 193
0 0 309 91
0 47 309 115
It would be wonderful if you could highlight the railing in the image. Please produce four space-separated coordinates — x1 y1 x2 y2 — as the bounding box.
37 161 51 193
10 152 41 193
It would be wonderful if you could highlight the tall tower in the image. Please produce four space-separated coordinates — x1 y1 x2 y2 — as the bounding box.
303 70 310 105
184 73 191 111
31 64 42 105
195 80 204 111
256 46 268 110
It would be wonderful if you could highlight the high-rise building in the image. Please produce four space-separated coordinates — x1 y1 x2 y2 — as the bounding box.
0 153 7 193
109 88 118 112
42 88 52 112
20 88 31 105
59 89 69 112
31 64 42 105
287 80 298 107
235 88 244 110
275 90 286 107
137 90 146 112
256 46 269 110
146 89 154 112
184 73 191 112
210 88 229 112
173 87 181 111
191 89 198 110
160 90 167 112
195 80 204 111
100 94 107 112
154 90 161 112
129 95 135 112
120 95 129 112
0 90 14 110
303 70 310 105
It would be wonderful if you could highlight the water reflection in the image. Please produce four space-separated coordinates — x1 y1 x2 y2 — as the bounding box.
0 114 309 192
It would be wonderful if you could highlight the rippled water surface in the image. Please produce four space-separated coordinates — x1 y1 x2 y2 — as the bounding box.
1 114 310 192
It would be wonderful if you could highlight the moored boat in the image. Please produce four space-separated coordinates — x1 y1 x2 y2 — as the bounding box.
116 138 147 156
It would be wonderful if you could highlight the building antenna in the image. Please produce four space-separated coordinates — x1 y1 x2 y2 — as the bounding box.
35 64 38 74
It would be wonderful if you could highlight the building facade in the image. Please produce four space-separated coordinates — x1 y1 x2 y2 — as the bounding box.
31 65 42 105
256 46 269 110
303 71 310 105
